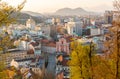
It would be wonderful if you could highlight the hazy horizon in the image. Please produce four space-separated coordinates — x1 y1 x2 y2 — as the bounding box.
2 0 114 13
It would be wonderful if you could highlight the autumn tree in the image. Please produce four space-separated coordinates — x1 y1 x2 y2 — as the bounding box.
88 0 120 79
103 0 120 79
91 54 116 79
0 66 18 79
0 34 14 53
68 41 95 79
0 0 26 78
113 1 120 79
0 0 26 26
0 0 26 53
95 0 120 79
90 0 120 79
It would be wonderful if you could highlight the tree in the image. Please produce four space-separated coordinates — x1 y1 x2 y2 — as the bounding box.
103 0 120 79
0 66 17 79
113 1 120 77
0 0 26 78
0 34 13 53
68 41 95 79
92 55 116 79
0 0 26 53
0 0 26 26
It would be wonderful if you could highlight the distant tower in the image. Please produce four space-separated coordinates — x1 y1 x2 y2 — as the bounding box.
104 11 113 24
69 18 74 22
52 18 61 25
52 18 55 25
26 17 36 30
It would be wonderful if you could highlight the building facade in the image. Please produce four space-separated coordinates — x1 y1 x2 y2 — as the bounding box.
56 38 70 55
66 21 83 36
26 17 36 30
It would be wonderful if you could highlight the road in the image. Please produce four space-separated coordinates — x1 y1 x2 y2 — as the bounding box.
47 53 56 74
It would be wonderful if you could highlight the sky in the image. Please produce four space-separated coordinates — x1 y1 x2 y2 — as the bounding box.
2 0 114 13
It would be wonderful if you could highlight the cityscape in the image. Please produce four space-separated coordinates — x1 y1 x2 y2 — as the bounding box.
0 0 120 79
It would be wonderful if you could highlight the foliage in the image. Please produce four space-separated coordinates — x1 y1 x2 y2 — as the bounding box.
0 66 17 79
0 34 14 53
0 53 11 71
0 61 5 72
92 55 116 79
103 0 120 79
0 0 26 26
0 0 26 79
69 41 95 79
0 0 26 53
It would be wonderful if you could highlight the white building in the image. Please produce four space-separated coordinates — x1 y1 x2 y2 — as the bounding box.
90 28 102 36
45 18 54 24
29 30 43 36
66 21 83 36
66 22 75 35
26 17 36 30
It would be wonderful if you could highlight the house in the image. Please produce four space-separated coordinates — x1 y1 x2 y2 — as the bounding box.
56 53 70 79
56 38 70 55
41 39 56 54
0 49 35 67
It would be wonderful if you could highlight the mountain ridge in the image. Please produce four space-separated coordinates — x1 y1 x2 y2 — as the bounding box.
22 7 100 16
22 11 43 17
54 7 97 16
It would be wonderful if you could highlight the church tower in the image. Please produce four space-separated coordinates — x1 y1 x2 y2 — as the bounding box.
26 17 36 30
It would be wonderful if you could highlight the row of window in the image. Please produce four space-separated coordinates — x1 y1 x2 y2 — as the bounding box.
56 66 70 72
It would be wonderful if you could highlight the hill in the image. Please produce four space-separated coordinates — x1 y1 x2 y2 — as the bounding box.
54 7 98 16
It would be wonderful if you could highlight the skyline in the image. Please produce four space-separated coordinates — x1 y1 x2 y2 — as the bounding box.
2 0 114 13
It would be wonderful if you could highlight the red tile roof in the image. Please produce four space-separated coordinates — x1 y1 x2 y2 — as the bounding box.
30 42 39 47
27 49 34 54
47 42 56 47
41 39 56 47
62 60 69 66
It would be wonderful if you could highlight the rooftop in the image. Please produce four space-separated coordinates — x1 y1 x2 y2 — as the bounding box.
41 39 56 47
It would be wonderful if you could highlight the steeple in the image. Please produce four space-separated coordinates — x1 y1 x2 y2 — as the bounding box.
26 17 36 29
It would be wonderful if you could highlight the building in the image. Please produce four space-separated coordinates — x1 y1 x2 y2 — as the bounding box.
56 38 70 55
26 17 36 30
30 41 41 57
66 21 83 36
74 22 83 36
20 67 42 79
82 28 91 36
112 11 120 21
0 49 35 67
104 11 120 24
66 22 75 35
82 26 103 36
50 25 57 38
104 11 113 24
41 39 56 54
56 35 74 79
41 25 51 36
90 28 102 36
56 53 70 79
